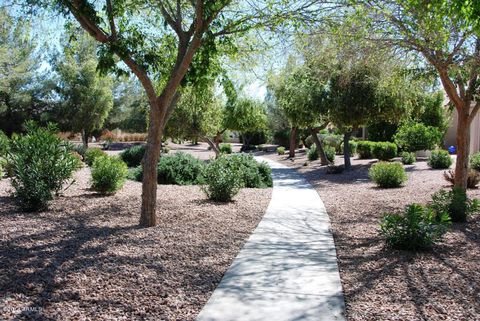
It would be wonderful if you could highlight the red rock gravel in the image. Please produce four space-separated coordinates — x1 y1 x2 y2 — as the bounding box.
0 167 271 320
265 151 480 321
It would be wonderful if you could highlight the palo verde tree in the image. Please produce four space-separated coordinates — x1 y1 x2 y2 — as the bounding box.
54 32 114 148
269 61 330 163
24 0 325 227
357 0 480 188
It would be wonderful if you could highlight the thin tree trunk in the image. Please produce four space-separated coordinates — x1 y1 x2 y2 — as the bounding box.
309 127 329 165
81 130 89 149
289 126 297 158
205 136 220 158
343 131 352 170
454 110 470 189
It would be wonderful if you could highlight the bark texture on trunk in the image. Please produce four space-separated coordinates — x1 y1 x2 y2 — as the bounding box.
81 130 89 149
309 127 329 165
205 136 220 158
289 126 297 158
343 131 352 170
454 111 470 189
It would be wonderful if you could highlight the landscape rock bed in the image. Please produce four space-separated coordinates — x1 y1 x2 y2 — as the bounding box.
266 152 480 321
0 167 272 320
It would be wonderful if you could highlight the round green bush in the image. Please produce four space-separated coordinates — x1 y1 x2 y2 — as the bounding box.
307 146 319 161
223 154 272 188
470 152 480 171
427 150 452 169
394 122 442 152
324 145 336 163
91 156 128 194
201 157 243 202
357 141 375 159
277 146 285 155
372 142 397 161
219 143 232 154
369 161 407 188
85 148 107 166
120 145 145 167
401 152 416 165
380 203 451 250
157 152 204 185
8 122 80 211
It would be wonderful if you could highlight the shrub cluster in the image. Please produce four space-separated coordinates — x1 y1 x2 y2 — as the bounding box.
427 150 452 169
8 122 80 211
157 152 204 185
394 122 442 152
372 142 397 161
85 148 107 166
470 152 480 171
222 154 272 188
91 156 128 194
128 166 143 182
307 146 319 161
380 203 451 250
357 141 375 159
219 143 232 154
277 146 285 155
201 157 243 202
120 145 145 167
369 162 407 188
430 187 480 222
400 151 416 165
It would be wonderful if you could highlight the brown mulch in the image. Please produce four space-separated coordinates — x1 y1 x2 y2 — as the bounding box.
0 167 272 320
264 151 480 321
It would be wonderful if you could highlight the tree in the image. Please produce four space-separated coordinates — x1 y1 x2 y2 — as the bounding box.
268 62 330 163
25 0 324 227
0 8 50 135
55 32 114 148
357 0 480 188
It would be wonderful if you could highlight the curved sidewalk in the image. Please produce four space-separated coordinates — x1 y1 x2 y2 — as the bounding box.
196 157 345 321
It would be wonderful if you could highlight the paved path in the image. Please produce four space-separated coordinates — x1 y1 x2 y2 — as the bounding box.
196 157 346 321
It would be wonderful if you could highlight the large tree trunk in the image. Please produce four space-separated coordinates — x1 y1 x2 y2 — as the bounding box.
140 104 165 227
343 131 352 170
454 110 470 189
81 130 89 149
289 126 297 158
309 127 329 165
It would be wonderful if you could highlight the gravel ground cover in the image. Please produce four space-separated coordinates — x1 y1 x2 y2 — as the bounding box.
264 150 480 321
0 167 272 320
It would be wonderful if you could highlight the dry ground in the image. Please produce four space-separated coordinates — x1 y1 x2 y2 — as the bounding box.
0 167 272 320
264 150 480 321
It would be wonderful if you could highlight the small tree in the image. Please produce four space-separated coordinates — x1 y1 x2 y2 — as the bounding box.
55 33 113 148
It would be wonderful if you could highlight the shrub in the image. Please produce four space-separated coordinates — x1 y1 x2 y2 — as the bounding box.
8 122 80 211
91 156 128 194
372 142 397 161
201 157 243 202
0 130 9 157
219 143 232 154
401 152 416 165
443 169 480 189
380 204 451 250
357 141 375 159
394 122 442 152
470 152 480 171
430 187 480 222
127 166 143 182
321 133 343 153
120 145 145 167
85 148 107 166
428 150 452 169
324 145 336 163
277 146 285 155
339 140 358 155
0 158 13 177
369 162 407 188
157 152 204 185
223 154 272 188
307 146 319 161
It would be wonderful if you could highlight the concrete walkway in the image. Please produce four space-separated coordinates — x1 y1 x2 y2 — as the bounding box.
196 157 346 321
